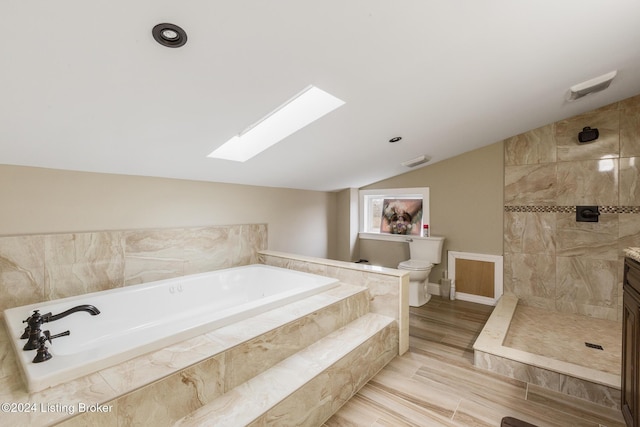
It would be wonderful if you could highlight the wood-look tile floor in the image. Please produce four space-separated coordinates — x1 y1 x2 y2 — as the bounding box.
324 296 626 427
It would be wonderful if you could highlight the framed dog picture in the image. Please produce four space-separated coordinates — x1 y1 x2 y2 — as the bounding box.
380 199 423 235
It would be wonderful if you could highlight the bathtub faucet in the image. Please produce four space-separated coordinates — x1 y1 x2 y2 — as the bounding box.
21 305 100 350
47 304 101 322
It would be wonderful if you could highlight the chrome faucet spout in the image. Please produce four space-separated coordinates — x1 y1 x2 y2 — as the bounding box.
47 305 100 322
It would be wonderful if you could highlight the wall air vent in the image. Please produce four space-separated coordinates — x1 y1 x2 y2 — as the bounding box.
401 155 431 168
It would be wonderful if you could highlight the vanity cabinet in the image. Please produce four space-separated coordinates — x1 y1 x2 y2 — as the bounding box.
623 257 640 427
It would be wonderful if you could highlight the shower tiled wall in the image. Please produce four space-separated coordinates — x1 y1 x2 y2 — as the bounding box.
504 94 640 321
0 224 267 313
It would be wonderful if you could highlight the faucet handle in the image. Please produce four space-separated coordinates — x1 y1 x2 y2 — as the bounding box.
33 336 53 363
46 330 71 342
20 310 39 339
22 310 38 324
23 310 52 326
22 310 40 323
33 330 70 363
21 310 51 346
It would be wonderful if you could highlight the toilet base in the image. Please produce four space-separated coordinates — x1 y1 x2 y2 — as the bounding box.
409 293 431 307
409 281 431 307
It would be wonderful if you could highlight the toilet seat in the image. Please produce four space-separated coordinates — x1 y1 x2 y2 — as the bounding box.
398 260 433 270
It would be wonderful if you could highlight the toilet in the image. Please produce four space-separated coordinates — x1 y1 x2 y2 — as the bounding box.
398 236 445 307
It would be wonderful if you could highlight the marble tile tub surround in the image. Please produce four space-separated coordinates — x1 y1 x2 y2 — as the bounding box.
0 223 267 313
259 249 409 355
0 249 404 426
504 93 640 321
474 294 622 409
0 284 372 426
0 280 371 426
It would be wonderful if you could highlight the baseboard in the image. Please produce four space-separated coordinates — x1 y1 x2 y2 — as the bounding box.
428 282 441 296
454 292 498 306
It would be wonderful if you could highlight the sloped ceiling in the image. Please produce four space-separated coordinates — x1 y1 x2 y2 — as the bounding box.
2 1 640 191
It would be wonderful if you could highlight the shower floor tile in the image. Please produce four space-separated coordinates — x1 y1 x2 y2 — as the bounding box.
503 305 621 375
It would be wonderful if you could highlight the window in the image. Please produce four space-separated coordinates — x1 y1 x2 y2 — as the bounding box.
359 187 429 240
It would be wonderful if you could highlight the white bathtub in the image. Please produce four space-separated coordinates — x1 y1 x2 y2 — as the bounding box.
3 265 339 392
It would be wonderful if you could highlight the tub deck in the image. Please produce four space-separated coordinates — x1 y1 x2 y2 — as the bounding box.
0 251 408 426
0 281 373 426
3 265 339 392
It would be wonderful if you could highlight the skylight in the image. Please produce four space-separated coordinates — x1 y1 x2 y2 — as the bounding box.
207 85 345 162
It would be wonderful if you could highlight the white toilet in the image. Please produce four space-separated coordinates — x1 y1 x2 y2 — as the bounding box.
398 236 445 307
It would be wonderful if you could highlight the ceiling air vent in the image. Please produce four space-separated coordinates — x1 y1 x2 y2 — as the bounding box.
567 70 617 101
401 155 431 168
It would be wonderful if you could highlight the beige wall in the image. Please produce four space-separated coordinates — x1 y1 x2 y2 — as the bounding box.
0 165 337 259
359 141 505 280
334 188 359 262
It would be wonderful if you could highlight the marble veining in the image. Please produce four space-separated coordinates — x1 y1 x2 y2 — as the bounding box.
555 212 619 260
556 159 619 206
176 313 397 427
0 250 404 427
0 280 367 426
503 304 621 376
0 235 45 312
504 163 557 206
474 294 621 409
6 264 339 392
620 101 640 157
0 224 267 314
44 232 125 300
620 157 640 205
260 250 409 355
503 211 556 254
555 108 620 162
504 252 556 299
503 93 640 321
504 123 556 166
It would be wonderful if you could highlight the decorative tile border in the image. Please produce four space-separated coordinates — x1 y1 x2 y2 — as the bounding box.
504 206 574 213
607 206 640 214
504 206 640 214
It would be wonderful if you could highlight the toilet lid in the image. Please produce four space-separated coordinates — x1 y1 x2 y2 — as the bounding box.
398 260 433 270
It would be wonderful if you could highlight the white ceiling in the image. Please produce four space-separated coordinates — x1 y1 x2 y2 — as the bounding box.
2 1 640 192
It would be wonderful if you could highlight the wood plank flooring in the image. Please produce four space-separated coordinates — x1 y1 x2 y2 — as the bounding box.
324 296 626 427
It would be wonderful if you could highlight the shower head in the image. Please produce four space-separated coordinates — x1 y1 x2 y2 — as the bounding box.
578 127 599 143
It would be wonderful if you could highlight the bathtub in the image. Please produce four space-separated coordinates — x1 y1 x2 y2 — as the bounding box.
3 264 339 392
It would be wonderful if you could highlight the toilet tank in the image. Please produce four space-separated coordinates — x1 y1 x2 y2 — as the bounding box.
408 236 445 264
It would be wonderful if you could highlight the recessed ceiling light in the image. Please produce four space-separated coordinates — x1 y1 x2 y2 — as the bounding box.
208 85 345 162
152 23 187 48
161 29 179 41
